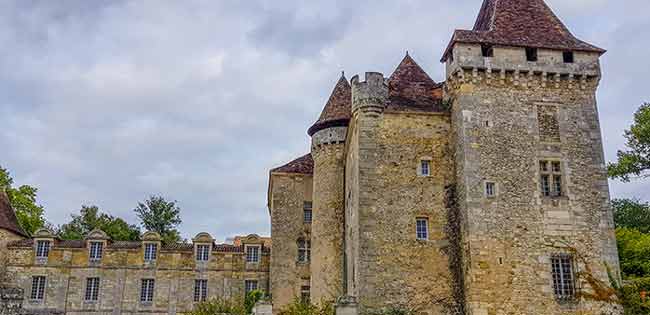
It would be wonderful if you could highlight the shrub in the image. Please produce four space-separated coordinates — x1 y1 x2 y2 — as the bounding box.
277 298 333 315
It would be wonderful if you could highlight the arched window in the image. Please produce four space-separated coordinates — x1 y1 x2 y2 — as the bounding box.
297 238 311 263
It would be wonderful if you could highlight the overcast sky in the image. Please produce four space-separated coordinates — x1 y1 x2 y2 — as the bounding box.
0 0 648 242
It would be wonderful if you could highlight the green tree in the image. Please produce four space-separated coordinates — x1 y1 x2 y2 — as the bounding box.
134 195 182 244
58 205 140 241
608 103 650 182
0 166 46 235
613 199 650 233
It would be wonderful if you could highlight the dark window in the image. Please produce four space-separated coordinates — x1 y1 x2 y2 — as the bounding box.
194 279 208 302
420 160 431 176
85 277 100 301
140 279 155 302
30 276 46 300
144 243 157 261
540 160 563 197
563 51 574 63
481 44 494 57
245 280 258 294
300 286 311 303
298 238 311 263
526 48 538 62
303 202 312 224
551 255 575 300
246 246 260 263
89 242 103 261
196 245 210 261
485 182 496 197
416 218 428 240
36 241 50 258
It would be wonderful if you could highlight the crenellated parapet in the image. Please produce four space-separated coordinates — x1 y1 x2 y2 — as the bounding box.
351 72 388 115
445 44 601 91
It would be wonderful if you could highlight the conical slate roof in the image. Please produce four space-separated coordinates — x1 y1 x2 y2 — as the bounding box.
270 153 314 175
442 0 605 61
307 74 352 136
387 54 444 112
0 190 28 237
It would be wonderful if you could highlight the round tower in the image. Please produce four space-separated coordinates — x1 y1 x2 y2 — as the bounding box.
308 73 351 303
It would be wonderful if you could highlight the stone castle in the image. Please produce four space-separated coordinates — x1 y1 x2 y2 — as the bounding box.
1 0 622 314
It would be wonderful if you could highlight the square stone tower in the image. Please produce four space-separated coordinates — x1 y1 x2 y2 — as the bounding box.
443 0 621 314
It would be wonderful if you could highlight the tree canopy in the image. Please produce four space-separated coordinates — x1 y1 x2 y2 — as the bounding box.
0 166 46 235
613 199 650 234
608 103 650 182
58 205 141 241
134 195 182 244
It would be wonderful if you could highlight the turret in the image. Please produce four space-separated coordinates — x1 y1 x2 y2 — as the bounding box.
350 72 388 116
309 74 351 303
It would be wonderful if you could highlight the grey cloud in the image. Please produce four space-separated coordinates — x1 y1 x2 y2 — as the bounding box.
0 0 648 242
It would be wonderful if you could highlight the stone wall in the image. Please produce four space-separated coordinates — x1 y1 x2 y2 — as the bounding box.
269 173 312 312
311 141 346 303
5 238 269 315
345 73 458 314
0 229 23 252
447 43 622 315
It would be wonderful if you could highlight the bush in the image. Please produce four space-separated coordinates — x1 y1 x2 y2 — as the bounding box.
277 298 333 315
188 297 246 315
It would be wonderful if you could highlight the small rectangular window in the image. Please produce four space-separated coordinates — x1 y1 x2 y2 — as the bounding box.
551 255 575 300
30 276 46 301
416 218 429 240
244 280 258 294
36 241 50 258
85 277 100 302
526 48 538 62
481 44 494 57
144 243 158 261
298 239 311 263
485 182 496 197
246 246 260 263
196 245 210 261
300 285 311 303
540 160 563 197
563 51 574 63
194 279 208 302
89 242 103 261
420 160 430 176
303 202 313 224
140 279 155 302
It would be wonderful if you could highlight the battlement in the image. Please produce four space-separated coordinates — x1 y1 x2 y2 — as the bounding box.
351 72 388 114
446 43 601 86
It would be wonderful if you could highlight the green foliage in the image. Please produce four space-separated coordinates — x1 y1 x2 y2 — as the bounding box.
277 299 333 315
58 205 140 241
188 297 246 315
134 195 182 244
613 199 650 233
608 103 650 182
0 166 46 235
244 290 265 315
617 228 650 279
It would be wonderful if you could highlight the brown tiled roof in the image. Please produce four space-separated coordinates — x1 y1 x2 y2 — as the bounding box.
0 190 28 237
387 54 445 113
271 153 313 175
307 74 352 136
442 0 605 61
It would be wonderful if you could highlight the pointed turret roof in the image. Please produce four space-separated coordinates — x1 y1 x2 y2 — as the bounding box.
270 153 313 175
387 54 444 112
442 0 605 61
307 74 352 136
0 190 28 237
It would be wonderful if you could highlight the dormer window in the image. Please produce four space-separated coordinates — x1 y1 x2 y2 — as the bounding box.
526 48 538 62
196 245 210 261
563 51 574 63
144 243 158 262
89 242 103 261
36 240 51 258
246 245 260 263
481 44 494 58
